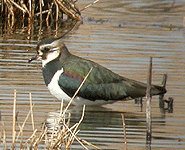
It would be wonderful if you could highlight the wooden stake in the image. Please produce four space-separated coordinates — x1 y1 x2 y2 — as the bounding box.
159 74 167 113
146 57 152 150
121 114 127 150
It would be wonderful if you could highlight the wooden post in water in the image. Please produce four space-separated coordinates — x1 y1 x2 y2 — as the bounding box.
121 114 127 150
159 74 167 113
146 57 152 150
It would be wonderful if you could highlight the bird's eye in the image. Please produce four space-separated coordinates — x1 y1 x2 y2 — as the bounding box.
44 47 50 52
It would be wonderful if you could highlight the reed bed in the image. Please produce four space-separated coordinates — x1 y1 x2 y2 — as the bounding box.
0 0 99 36
1 0 80 26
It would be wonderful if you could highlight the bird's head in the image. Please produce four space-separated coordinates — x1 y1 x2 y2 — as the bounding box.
28 38 69 67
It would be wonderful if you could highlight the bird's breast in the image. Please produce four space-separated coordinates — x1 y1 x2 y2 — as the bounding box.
47 68 72 102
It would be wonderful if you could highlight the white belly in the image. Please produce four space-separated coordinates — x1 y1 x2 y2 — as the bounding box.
48 68 71 102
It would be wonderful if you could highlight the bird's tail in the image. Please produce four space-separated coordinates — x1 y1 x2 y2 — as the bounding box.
123 78 167 99
151 84 166 96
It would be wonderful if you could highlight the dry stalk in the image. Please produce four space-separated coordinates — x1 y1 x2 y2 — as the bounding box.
28 0 32 15
19 1 32 17
5 0 15 28
35 9 49 16
32 128 47 148
52 129 67 148
1 122 7 150
66 130 80 148
69 105 85 141
46 2 54 26
55 0 81 21
80 0 100 12
59 99 64 116
78 138 101 150
62 119 88 149
8 0 26 13
29 93 35 131
12 89 17 150
16 104 34 141
52 126 67 148
39 0 43 27
66 112 71 127
54 0 59 22
63 67 93 115
22 129 38 149
66 105 85 147
50 116 58 146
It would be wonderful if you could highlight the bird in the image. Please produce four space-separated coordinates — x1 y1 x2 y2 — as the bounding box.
28 38 166 106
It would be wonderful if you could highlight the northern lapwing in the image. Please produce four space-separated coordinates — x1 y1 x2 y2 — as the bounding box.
28 38 166 106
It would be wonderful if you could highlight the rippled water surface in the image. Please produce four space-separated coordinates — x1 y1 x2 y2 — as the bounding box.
0 0 185 149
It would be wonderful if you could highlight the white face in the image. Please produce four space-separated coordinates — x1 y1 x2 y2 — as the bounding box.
37 40 61 67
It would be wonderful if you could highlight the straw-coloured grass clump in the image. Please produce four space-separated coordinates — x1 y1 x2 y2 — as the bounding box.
0 90 100 149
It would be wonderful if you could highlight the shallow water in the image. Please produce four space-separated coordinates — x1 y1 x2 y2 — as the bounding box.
0 0 185 149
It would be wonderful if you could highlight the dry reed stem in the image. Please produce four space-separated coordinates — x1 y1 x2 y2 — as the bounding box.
28 0 32 16
5 0 15 28
63 67 93 115
39 0 43 27
12 89 17 150
48 104 87 149
8 0 26 13
80 0 100 12
16 104 34 141
78 138 101 150
55 0 81 21
20 1 31 17
66 130 80 148
1 122 7 150
66 105 86 147
46 106 86 148
121 114 127 150
54 0 59 22
50 116 58 146
59 99 64 116
66 112 71 129
35 9 49 16
62 119 88 149
33 128 47 148
29 93 35 131
22 129 37 149
69 105 85 141
45 2 54 26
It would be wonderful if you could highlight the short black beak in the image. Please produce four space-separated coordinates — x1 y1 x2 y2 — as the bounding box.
28 55 38 63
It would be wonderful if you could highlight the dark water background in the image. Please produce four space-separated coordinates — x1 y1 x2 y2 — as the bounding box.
0 0 185 149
